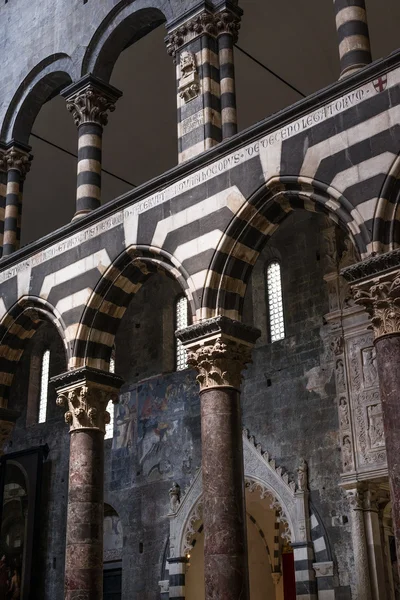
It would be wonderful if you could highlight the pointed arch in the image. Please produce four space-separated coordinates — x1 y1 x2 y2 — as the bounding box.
201 176 368 321
72 245 197 370
0 296 69 407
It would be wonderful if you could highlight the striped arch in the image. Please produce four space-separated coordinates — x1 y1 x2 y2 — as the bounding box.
0 296 69 407
372 153 400 254
72 245 196 370
202 176 369 321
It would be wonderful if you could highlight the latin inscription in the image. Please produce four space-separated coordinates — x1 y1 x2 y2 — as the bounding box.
0 78 381 286
180 111 204 136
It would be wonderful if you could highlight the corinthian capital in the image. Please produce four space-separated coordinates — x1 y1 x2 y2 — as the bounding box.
62 74 122 128
215 10 241 42
5 143 32 177
51 367 123 433
352 273 400 339
176 316 260 391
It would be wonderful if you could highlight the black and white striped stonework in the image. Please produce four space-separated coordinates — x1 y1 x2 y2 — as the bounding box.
334 0 372 79
2 144 31 257
292 542 317 600
62 74 122 221
216 9 241 140
167 557 187 600
0 163 6 258
176 34 222 163
76 122 102 218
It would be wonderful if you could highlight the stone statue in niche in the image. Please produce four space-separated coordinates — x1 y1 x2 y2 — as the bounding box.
169 482 181 512
362 347 378 388
297 458 308 491
367 405 385 449
178 51 200 103
342 436 353 470
339 238 358 269
339 397 349 428
336 359 346 391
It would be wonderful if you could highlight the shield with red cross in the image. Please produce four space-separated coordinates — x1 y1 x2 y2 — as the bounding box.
373 75 388 93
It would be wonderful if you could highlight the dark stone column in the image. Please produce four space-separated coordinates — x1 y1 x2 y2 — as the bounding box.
177 316 260 600
333 0 372 79
51 367 123 600
343 255 400 581
62 75 122 221
2 142 32 257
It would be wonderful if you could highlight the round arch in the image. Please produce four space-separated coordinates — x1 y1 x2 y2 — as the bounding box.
0 296 69 407
81 2 169 82
202 176 368 321
1 54 74 145
372 153 400 254
72 245 197 370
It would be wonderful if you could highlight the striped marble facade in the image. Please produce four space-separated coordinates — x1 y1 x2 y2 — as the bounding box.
334 0 372 78
293 543 317 600
167 557 187 600
216 9 241 139
0 58 400 404
2 143 31 257
76 122 103 218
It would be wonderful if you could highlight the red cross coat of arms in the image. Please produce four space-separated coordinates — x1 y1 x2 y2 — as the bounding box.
373 75 388 93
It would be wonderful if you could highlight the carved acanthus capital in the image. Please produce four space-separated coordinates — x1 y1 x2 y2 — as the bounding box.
215 10 241 42
5 145 32 177
51 367 123 433
177 316 260 391
352 272 400 339
62 75 122 128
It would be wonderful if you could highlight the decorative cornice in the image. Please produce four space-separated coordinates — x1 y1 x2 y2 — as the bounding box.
62 74 122 128
341 249 400 283
352 273 400 338
51 367 123 433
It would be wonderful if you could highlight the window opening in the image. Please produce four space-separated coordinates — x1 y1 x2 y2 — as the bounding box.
38 350 50 423
176 295 188 371
105 348 115 440
266 261 285 342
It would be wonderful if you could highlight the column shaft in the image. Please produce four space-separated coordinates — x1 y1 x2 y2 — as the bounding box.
76 122 103 218
375 335 400 575
364 501 386 600
3 168 22 256
333 0 372 78
200 386 249 600
0 168 6 258
347 490 372 600
218 33 237 139
65 429 104 599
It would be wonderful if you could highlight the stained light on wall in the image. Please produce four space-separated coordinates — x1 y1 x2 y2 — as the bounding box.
176 295 188 371
38 350 50 423
267 261 285 342
105 349 115 440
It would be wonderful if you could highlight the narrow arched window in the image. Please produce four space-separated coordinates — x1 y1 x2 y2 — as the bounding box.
266 261 285 342
175 295 188 371
38 350 50 423
105 348 116 440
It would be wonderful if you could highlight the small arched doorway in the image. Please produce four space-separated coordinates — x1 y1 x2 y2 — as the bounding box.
103 503 123 600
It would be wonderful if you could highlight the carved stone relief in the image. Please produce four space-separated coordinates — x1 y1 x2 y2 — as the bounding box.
346 334 386 470
178 51 200 103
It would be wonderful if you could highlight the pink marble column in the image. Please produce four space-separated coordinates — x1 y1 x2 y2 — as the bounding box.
52 367 122 600
177 316 260 600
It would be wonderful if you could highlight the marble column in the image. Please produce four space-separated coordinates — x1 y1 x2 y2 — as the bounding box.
177 316 260 600
215 8 241 140
62 75 122 220
363 485 387 600
346 487 372 600
342 252 400 581
333 0 372 79
0 147 6 258
2 142 32 257
51 367 123 600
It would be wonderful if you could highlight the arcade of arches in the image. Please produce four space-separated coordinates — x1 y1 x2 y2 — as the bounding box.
1 0 400 599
